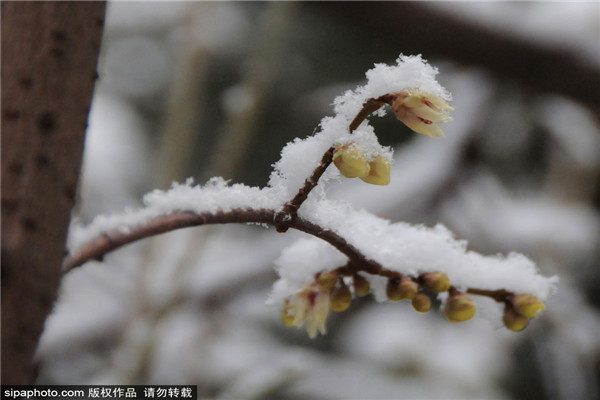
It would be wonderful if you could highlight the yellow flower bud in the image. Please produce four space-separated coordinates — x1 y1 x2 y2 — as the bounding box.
333 145 370 178
503 305 529 332
353 274 370 297
386 277 417 301
444 292 477 323
386 278 404 302
317 270 339 289
360 155 391 186
330 281 352 312
421 272 451 293
398 276 418 300
512 294 545 318
412 291 431 313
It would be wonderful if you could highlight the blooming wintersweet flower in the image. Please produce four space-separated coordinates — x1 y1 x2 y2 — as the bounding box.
391 89 454 138
281 285 331 338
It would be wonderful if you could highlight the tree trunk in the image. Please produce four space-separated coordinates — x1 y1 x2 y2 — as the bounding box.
1 1 106 384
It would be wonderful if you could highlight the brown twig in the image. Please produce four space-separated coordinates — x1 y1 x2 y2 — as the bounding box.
64 206 523 308
349 94 394 133
63 208 385 275
274 147 335 232
466 288 512 303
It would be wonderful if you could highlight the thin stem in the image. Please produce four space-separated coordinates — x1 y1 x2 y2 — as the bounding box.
466 288 512 303
274 147 335 232
349 94 394 132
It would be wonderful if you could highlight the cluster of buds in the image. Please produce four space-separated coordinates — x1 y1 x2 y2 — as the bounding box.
332 144 391 185
280 267 548 338
386 275 432 313
502 293 546 332
384 271 476 322
281 86 546 338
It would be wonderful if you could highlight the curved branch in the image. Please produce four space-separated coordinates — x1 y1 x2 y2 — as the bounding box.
64 209 272 273
62 208 385 275
64 98 391 273
63 206 524 309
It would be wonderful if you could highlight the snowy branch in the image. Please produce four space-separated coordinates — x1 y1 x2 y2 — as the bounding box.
64 206 381 275
63 201 545 327
274 146 335 233
66 55 557 338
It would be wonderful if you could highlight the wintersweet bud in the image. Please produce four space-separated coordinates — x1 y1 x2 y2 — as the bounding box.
332 145 370 179
412 291 432 313
503 305 530 332
512 293 546 318
386 278 404 302
443 291 477 322
360 155 391 186
330 281 352 312
391 89 453 138
317 270 339 289
353 274 370 297
282 285 330 338
397 276 419 300
421 272 451 293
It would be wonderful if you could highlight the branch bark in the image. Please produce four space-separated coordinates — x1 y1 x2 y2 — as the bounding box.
63 208 384 276
1 1 106 384
63 207 516 309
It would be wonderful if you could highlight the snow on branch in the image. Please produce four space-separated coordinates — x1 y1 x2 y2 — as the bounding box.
65 55 557 338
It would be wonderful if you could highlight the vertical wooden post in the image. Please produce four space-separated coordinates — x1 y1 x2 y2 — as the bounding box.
1 1 106 384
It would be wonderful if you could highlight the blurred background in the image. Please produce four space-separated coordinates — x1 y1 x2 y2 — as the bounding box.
37 2 599 399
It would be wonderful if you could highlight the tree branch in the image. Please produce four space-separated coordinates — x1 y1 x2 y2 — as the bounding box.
64 206 520 310
63 207 386 276
274 146 335 232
